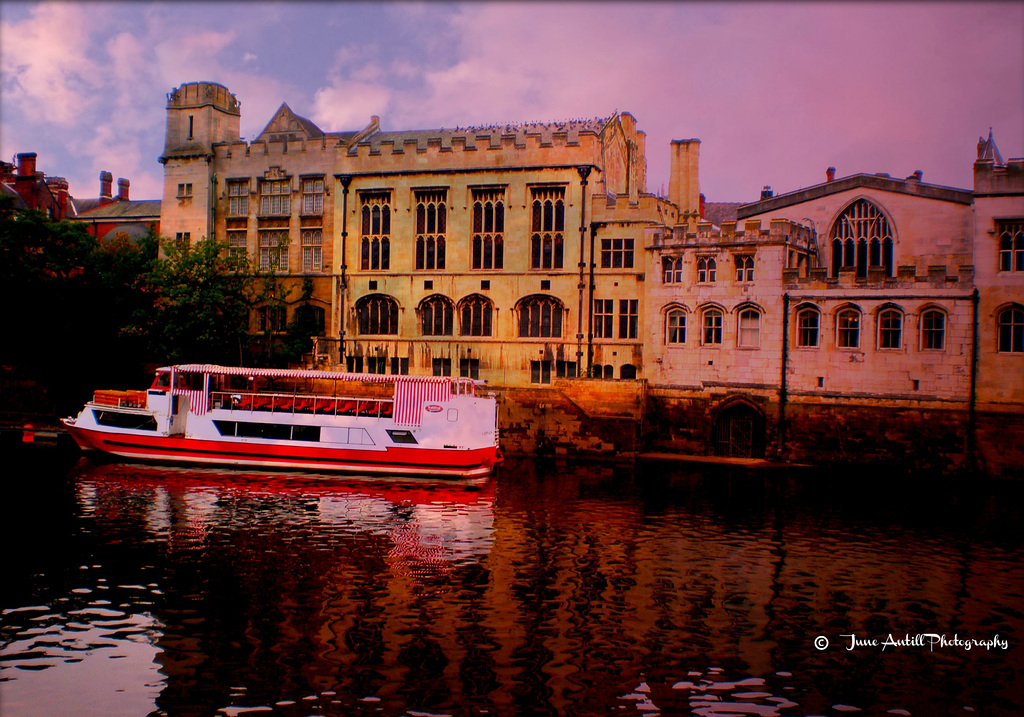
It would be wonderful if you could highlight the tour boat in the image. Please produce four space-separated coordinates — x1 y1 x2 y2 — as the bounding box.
62 364 503 478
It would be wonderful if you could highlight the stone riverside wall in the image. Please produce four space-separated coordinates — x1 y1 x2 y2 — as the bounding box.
496 381 1023 477
494 379 645 459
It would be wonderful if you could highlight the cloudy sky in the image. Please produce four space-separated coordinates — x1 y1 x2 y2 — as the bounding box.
2 1 1021 205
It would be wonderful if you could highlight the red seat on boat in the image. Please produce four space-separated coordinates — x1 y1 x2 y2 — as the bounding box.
338 401 358 415
315 398 336 413
381 403 393 417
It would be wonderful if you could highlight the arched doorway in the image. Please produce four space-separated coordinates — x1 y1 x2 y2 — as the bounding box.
712 401 766 458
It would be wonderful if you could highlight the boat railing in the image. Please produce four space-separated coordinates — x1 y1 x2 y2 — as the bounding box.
209 391 394 419
90 390 149 409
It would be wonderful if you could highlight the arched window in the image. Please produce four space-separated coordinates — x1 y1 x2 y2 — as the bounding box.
920 308 946 351
735 255 754 282
620 364 637 379
702 307 724 345
355 295 399 335
998 221 1024 272
796 306 820 348
662 256 683 284
420 295 454 336
737 307 761 348
829 199 894 278
837 307 861 348
459 295 494 337
666 308 686 344
877 307 903 349
697 257 717 283
997 306 1024 353
518 295 563 338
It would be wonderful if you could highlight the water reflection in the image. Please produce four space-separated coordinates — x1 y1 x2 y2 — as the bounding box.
2 456 1022 716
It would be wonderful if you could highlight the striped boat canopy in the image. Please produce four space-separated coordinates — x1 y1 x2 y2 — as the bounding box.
167 365 471 427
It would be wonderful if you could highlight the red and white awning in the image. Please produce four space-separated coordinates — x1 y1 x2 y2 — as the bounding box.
168 365 464 426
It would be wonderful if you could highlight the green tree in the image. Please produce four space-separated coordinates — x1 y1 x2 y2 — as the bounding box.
142 236 257 365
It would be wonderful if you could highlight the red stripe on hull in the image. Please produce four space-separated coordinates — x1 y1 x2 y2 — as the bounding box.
66 424 501 478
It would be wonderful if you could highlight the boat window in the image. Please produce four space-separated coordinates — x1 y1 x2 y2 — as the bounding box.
93 410 158 432
447 409 458 422
387 429 418 444
215 420 321 442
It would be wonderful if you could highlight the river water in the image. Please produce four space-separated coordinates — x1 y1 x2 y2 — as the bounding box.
2 451 1022 716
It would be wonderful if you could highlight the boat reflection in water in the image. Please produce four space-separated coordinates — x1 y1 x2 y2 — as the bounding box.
2 456 1022 716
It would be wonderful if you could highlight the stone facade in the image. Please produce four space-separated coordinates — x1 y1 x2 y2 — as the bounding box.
159 82 685 387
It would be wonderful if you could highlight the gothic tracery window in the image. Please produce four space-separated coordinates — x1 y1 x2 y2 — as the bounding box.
829 199 894 278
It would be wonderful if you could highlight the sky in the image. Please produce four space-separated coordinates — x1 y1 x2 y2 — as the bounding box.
1 1 1022 205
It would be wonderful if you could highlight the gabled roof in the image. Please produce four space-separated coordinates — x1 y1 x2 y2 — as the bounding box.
736 172 973 219
75 199 161 220
256 103 326 142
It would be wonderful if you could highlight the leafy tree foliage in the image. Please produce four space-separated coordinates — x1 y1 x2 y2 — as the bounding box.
142 237 257 365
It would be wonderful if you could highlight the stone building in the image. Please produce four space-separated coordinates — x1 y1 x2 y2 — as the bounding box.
644 134 1023 473
158 81 685 386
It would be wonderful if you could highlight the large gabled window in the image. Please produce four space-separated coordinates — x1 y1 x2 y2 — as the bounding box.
829 199 894 278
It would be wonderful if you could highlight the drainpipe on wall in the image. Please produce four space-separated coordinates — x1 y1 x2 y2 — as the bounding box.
969 288 979 467
779 292 790 457
587 223 599 376
575 166 592 379
338 175 353 367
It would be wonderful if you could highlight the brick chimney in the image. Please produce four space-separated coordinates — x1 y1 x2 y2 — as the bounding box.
17 152 37 178
826 166 836 182
46 177 70 219
15 153 39 208
0 161 15 184
99 171 113 205
117 178 130 201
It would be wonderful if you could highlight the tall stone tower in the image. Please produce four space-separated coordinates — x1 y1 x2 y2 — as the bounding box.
159 82 241 245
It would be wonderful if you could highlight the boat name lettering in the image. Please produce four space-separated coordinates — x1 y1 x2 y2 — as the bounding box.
425 404 443 412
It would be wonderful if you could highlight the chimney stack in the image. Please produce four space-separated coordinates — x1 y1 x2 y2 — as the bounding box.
99 171 113 205
46 177 70 219
907 170 923 182
117 178 130 201
17 152 37 178
826 167 836 182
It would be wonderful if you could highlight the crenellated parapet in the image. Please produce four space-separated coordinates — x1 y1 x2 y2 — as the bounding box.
654 217 816 250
